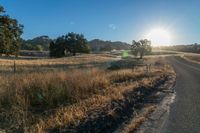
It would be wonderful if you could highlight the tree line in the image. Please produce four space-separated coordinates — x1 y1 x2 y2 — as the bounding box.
0 5 91 58
0 5 152 58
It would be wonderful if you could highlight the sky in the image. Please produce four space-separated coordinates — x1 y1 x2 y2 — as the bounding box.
0 0 200 44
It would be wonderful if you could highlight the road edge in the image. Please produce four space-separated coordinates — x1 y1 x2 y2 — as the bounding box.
136 73 176 133
181 55 200 65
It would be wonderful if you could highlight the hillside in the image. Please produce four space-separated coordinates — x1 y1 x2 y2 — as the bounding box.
159 44 200 53
88 39 131 51
21 37 131 52
21 36 52 51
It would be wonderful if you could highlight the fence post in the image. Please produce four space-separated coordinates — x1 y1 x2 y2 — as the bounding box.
146 64 149 74
146 64 151 75
149 64 151 73
132 65 135 72
14 58 16 73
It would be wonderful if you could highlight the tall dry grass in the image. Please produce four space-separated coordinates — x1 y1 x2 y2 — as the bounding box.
0 54 116 73
183 54 200 63
0 55 175 132
0 69 111 129
1 69 172 132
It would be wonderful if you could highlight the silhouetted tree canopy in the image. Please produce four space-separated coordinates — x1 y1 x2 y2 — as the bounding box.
49 32 90 57
0 5 23 56
131 39 152 59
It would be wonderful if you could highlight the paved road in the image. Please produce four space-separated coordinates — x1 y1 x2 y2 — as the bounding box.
162 56 200 133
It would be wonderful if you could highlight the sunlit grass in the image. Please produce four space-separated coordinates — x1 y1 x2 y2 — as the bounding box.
0 54 175 132
183 54 200 63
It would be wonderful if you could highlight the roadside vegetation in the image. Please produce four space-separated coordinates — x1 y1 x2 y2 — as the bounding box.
0 54 175 132
182 54 200 63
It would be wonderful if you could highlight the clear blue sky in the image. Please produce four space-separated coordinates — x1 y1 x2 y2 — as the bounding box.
0 0 200 44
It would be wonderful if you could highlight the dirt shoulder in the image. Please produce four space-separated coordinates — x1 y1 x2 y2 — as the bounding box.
135 73 176 133
115 68 176 133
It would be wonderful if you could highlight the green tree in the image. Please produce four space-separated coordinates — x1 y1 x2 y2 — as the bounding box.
0 6 4 13
49 41 56 57
65 32 89 56
0 5 23 57
131 39 152 59
35 45 44 52
49 33 90 57
49 37 65 58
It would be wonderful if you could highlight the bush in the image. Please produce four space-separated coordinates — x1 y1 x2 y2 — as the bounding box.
108 59 143 70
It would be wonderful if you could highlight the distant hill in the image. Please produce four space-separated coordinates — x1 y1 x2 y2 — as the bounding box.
20 37 131 52
21 36 52 51
160 44 200 53
88 39 131 51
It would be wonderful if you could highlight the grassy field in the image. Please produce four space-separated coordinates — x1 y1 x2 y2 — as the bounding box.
0 54 117 73
183 54 200 63
0 53 175 132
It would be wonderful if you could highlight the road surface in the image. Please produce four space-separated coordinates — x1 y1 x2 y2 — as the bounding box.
162 56 200 133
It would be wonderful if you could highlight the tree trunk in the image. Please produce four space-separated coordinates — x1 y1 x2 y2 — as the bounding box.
73 51 76 56
140 52 143 59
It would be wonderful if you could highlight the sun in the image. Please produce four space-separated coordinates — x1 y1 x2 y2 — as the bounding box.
145 28 171 46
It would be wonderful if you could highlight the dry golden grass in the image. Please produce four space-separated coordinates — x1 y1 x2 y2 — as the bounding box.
121 105 156 133
28 76 163 133
183 54 200 63
0 69 159 132
0 54 116 67
0 54 117 73
0 54 175 132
